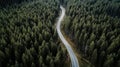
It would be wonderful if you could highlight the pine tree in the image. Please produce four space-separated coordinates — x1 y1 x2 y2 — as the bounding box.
91 49 97 65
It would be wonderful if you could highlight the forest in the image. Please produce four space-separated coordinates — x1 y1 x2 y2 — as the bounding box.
0 0 120 67
62 0 120 67
0 0 68 67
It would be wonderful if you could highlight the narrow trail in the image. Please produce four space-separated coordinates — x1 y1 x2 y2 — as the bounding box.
56 5 79 67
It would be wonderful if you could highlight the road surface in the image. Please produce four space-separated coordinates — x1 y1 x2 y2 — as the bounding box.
56 5 79 67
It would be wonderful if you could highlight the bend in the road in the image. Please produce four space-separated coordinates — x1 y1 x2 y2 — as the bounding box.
56 5 79 67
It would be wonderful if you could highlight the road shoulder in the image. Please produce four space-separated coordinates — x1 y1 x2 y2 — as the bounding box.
61 29 94 67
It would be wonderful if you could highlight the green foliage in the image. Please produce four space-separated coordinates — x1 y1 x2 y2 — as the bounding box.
62 0 120 67
0 0 67 67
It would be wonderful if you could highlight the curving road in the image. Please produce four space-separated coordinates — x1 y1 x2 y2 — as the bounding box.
56 5 79 67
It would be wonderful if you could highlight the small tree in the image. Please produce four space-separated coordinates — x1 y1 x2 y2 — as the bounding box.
91 49 97 65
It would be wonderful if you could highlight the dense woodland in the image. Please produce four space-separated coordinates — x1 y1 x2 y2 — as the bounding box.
62 0 120 67
0 0 68 67
0 0 36 7
0 0 120 67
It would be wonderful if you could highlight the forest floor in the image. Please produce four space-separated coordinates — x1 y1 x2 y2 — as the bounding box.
61 30 94 67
